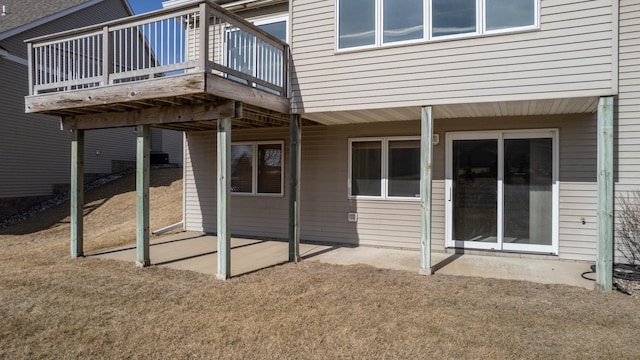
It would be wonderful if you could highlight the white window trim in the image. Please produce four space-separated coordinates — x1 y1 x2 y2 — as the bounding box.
252 14 290 43
335 0 540 52
348 136 421 201
444 129 559 255
231 140 285 197
483 0 540 35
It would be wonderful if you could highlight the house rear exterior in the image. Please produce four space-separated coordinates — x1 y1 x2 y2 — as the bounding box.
185 0 625 261
23 0 638 290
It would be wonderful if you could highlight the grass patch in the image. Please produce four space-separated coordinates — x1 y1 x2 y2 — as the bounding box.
1 168 639 358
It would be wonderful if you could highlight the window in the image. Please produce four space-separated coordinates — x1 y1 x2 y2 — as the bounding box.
431 0 477 37
383 0 424 44
485 0 535 31
231 141 283 196
226 15 288 90
254 17 288 42
338 0 375 49
445 130 558 254
349 138 420 199
336 0 538 50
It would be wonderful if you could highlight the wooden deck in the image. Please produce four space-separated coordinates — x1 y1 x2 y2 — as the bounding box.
24 0 292 131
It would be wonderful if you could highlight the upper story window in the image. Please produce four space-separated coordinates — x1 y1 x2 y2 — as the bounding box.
337 0 538 50
254 15 289 42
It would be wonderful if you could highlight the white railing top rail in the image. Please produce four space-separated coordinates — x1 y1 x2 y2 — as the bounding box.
26 0 289 99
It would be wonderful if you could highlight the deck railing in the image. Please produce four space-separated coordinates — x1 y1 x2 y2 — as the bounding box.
26 0 289 97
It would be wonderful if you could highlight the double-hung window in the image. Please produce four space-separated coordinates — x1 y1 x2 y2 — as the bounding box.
349 137 420 199
337 0 538 50
231 141 284 196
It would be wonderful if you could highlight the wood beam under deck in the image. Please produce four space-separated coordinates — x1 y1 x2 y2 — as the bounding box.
58 100 300 133
60 101 239 130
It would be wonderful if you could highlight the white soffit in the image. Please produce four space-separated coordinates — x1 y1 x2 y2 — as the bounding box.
302 97 600 125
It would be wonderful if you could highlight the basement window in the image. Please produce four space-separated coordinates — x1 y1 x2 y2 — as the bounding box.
349 137 420 200
231 141 284 196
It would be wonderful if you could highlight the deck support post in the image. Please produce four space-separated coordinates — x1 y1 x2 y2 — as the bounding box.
596 96 614 293
70 129 84 258
216 118 232 280
136 124 150 267
419 106 434 275
288 114 301 262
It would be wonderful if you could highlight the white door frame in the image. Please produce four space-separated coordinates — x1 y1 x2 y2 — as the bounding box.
445 129 559 254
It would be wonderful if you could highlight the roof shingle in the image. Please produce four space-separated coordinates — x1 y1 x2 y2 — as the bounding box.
0 0 94 34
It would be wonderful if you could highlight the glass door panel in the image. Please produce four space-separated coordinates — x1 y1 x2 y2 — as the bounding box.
503 138 553 250
446 130 557 254
452 139 498 245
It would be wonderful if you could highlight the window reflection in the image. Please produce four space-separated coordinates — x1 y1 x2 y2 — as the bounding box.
432 0 477 37
383 0 423 43
231 145 253 193
257 144 282 194
486 0 535 30
339 0 376 48
351 141 382 196
388 140 420 197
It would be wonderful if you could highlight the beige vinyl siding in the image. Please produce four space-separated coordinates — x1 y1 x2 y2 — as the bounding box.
162 130 184 166
149 128 183 167
615 1 640 262
0 58 70 197
184 114 597 260
0 0 135 198
290 0 615 114
84 128 137 174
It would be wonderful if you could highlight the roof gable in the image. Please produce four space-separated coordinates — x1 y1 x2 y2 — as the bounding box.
0 0 132 40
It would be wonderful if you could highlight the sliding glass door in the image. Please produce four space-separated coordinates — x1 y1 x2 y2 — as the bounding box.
445 130 558 254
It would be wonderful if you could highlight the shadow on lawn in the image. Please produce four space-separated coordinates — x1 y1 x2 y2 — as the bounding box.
0 168 181 236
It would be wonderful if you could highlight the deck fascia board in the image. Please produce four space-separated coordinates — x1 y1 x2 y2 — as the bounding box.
205 73 290 115
25 74 207 114
26 72 290 125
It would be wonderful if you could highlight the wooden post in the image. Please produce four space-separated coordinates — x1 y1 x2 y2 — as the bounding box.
419 106 434 275
198 3 209 72
136 125 150 267
596 96 614 293
70 130 84 258
27 43 33 96
216 118 231 280
288 114 301 262
102 26 112 86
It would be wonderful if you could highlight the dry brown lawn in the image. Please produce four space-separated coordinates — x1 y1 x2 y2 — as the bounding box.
1 168 639 359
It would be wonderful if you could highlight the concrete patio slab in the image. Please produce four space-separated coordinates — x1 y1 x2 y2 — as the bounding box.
91 231 595 289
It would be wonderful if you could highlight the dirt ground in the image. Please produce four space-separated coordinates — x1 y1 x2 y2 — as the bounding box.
0 168 639 359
